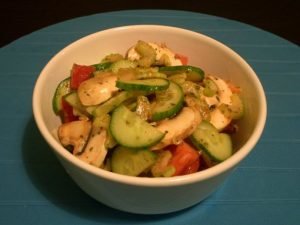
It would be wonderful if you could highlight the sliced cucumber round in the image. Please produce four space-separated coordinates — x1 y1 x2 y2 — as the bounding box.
93 61 113 71
190 120 232 162
159 65 204 82
110 105 165 149
52 77 71 114
111 59 137 73
111 146 157 176
151 81 184 121
64 91 90 116
229 93 244 120
92 91 135 117
116 78 170 92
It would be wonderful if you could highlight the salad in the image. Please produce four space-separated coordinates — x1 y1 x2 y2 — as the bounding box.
52 40 244 177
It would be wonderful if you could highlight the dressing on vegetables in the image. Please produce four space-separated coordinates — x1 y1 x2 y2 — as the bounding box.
53 40 244 177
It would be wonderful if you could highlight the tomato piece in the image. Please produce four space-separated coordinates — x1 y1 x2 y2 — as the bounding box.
175 53 188 65
182 158 200 175
61 98 78 123
169 142 200 176
226 80 241 94
70 64 95 89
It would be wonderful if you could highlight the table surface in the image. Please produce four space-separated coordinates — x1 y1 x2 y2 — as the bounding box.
0 9 299 225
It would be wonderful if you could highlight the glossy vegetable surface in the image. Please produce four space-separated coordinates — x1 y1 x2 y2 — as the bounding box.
52 40 244 177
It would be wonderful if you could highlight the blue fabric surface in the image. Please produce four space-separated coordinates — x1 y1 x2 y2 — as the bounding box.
0 10 299 225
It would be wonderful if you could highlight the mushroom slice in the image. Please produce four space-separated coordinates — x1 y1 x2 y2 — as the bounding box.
58 120 92 155
203 75 233 107
151 107 202 150
77 128 108 167
78 75 118 106
209 108 232 131
203 75 234 130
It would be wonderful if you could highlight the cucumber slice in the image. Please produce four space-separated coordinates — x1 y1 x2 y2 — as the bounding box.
168 73 187 85
190 120 232 162
92 91 136 117
64 92 90 116
229 93 244 120
111 59 137 73
93 61 113 71
159 65 204 82
110 105 165 149
52 77 71 114
135 67 167 79
151 81 184 121
116 78 170 92
111 146 157 176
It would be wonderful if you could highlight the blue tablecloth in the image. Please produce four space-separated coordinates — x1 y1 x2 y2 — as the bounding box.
0 10 299 225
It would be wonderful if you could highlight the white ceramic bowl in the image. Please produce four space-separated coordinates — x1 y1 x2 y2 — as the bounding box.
32 25 267 214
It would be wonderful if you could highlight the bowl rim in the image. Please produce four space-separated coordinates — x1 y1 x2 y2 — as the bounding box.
32 24 267 187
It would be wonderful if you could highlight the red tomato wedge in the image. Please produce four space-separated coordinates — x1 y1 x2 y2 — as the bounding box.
226 80 241 94
61 98 78 123
175 53 188 65
70 64 95 89
169 142 200 176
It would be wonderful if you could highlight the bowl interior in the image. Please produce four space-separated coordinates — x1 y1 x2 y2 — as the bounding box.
33 25 266 183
